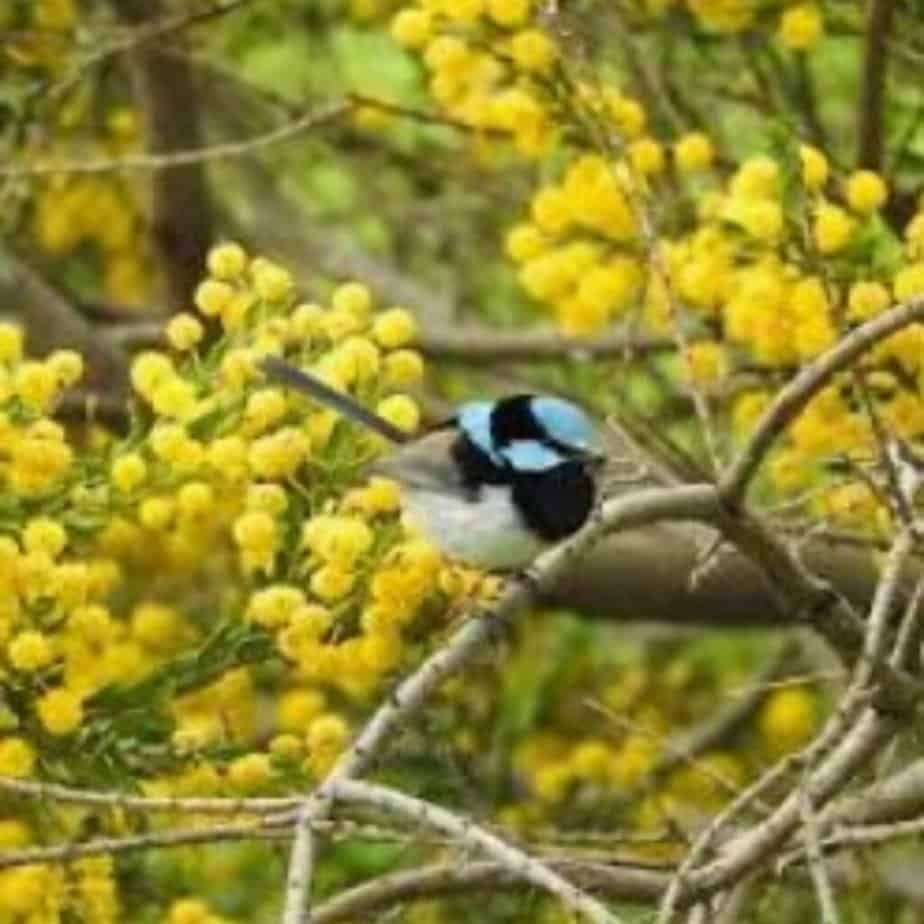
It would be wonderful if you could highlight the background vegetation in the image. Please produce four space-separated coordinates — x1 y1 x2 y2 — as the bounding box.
1 0 924 922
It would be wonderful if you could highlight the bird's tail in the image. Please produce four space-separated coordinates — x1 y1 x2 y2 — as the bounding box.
259 355 411 444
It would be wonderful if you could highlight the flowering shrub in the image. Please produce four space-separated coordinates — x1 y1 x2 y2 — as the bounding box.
3 0 922 921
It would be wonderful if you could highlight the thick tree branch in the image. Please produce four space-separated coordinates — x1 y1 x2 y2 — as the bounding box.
110 0 215 311
0 248 127 393
857 0 896 169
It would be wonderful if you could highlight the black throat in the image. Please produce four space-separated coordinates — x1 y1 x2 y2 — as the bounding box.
509 461 596 542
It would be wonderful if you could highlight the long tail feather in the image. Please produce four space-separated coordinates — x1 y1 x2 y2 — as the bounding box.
259 356 411 444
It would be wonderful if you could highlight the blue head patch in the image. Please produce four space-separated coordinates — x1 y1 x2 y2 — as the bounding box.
499 439 566 472
529 397 598 453
458 401 502 463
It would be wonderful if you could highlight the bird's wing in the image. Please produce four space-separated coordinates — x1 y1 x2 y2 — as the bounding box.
371 428 474 501
260 356 411 444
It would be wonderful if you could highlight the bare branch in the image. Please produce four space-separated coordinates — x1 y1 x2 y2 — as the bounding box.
800 790 842 924
333 780 624 924
0 776 297 815
311 860 667 923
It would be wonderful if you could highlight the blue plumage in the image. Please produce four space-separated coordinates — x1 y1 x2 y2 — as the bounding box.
457 401 501 464
528 397 597 453
499 439 565 472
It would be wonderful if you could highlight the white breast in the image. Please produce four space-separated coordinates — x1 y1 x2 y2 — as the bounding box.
401 485 547 571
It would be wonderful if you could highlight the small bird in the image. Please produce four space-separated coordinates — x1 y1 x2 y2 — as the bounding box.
260 356 605 571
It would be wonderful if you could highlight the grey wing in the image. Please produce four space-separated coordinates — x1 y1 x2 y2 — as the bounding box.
370 429 474 501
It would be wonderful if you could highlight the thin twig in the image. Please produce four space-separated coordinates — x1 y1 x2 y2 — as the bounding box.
333 780 624 924
799 789 841 924
0 100 351 176
0 776 297 814
310 860 668 923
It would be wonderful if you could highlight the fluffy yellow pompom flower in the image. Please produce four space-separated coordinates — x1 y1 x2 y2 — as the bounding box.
487 0 530 25
9 427 73 496
505 223 548 262
799 144 829 189
738 199 784 242
383 349 425 387
0 323 23 364
111 453 147 492
232 511 276 568
629 137 665 175
310 563 355 602
139 497 174 531
37 687 83 736
0 738 34 777
372 307 418 349
893 263 924 301
376 394 420 433
270 733 303 760
686 341 728 386
531 185 572 235
607 94 646 138
247 585 306 628
251 258 294 302
23 517 67 558
246 483 288 515
391 8 433 47
306 713 349 754
248 427 309 479
674 133 714 172
847 281 891 320
8 631 54 672
845 170 888 213
278 688 326 731
760 687 815 753
343 476 402 516
130 351 174 397
131 603 181 651
510 28 557 73
813 202 854 254
228 753 273 791
176 481 213 518
333 281 373 318
165 314 204 351
302 515 373 566
47 350 83 387
779 4 823 50
206 241 248 280
730 156 779 200
245 388 287 432
194 279 234 317
15 361 58 410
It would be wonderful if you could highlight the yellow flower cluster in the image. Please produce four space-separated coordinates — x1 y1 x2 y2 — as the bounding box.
391 0 565 155
31 111 151 306
0 243 505 910
0 855 119 924
508 154 648 334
